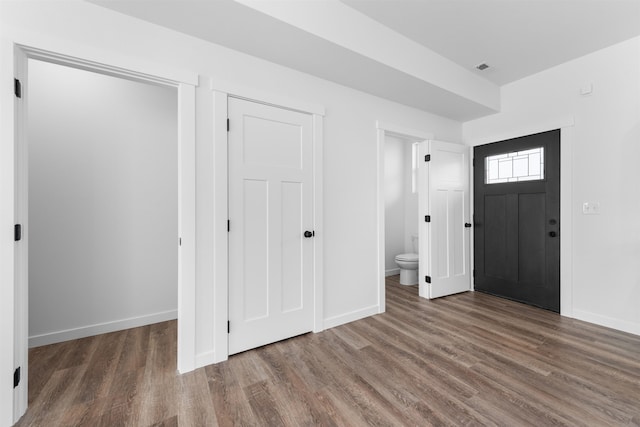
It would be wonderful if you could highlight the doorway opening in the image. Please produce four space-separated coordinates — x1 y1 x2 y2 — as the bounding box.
383 135 421 282
12 44 197 422
377 122 472 307
376 122 433 310
27 59 178 347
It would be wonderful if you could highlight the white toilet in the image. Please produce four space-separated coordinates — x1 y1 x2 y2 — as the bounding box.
395 235 419 285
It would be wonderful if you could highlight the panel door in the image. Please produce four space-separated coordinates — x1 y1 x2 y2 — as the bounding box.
473 129 560 312
228 98 314 355
419 140 471 299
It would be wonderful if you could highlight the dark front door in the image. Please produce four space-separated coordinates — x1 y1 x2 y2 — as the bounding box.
474 130 560 312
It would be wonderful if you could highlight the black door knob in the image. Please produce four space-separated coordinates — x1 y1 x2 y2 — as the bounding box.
464 223 472 228
549 231 557 237
304 230 314 238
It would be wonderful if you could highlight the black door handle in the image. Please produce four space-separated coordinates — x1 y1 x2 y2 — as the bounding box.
464 223 472 228
304 230 314 238
549 231 557 237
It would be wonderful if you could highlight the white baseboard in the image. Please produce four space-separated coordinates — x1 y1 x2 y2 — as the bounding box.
385 268 400 277
572 310 640 336
323 305 379 330
29 309 178 348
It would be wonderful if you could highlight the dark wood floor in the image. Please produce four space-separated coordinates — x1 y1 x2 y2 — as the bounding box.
17 276 640 426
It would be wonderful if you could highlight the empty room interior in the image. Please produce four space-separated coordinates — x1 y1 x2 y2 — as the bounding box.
1 0 639 426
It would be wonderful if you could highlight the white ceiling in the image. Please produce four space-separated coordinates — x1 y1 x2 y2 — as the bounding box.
89 0 640 120
343 0 640 85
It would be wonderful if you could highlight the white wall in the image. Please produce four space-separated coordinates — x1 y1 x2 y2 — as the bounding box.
384 135 419 274
464 36 640 335
403 141 419 254
0 0 462 404
27 60 178 346
384 136 405 273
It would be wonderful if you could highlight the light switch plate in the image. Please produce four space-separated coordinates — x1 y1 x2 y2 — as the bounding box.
582 202 600 215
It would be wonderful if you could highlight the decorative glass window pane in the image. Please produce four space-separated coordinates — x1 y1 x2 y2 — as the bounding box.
411 142 419 193
485 147 544 184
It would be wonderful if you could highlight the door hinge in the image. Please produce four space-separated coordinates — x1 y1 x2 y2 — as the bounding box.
13 367 20 388
424 154 431 162
424 215 431 223
227 321 230 334
14 224 22 242
227 220 230 232
14 78 21 98
425 276 431 283
179 237 182 246
227 118 230 132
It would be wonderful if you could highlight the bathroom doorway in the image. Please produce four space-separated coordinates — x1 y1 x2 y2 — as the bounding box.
376 122 472 309
383 135 421 280
376 122 434 311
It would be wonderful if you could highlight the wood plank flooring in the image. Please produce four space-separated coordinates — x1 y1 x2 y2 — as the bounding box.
17 276 640 426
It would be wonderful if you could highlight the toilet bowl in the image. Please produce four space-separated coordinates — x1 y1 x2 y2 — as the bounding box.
395 253 418 285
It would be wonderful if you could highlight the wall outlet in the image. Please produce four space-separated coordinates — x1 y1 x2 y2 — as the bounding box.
582 202 600 215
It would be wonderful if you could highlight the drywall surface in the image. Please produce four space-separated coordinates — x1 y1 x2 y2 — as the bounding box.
28 60 178 345
384 136 406 273
464 36 640 335
0 0 462 397
403 139 419 254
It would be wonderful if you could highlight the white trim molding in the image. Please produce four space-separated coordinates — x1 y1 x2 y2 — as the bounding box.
469 116 575 146
212 89 229 364
385 268 400 277
176 82 197 374
195 351 217 369
323 305 380 330
10 30 198 85
572 310 640 337
312 114 325 334
28 310 178 348
210 78 325 116
376 121 435 141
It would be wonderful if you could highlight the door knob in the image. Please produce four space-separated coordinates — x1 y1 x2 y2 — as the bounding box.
549 231 557 237
464 223 472 228
304 230 314 238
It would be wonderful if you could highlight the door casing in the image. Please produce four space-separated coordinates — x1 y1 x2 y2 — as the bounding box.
9 43 197 424
210 81 325 363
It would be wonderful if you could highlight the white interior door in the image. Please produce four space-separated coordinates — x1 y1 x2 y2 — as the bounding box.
228 97 314 355
418 140 471 299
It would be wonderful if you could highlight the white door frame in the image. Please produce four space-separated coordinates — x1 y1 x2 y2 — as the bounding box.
6 41 198 424
466 117 575 317
210 80 325 363
375 121 434 311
